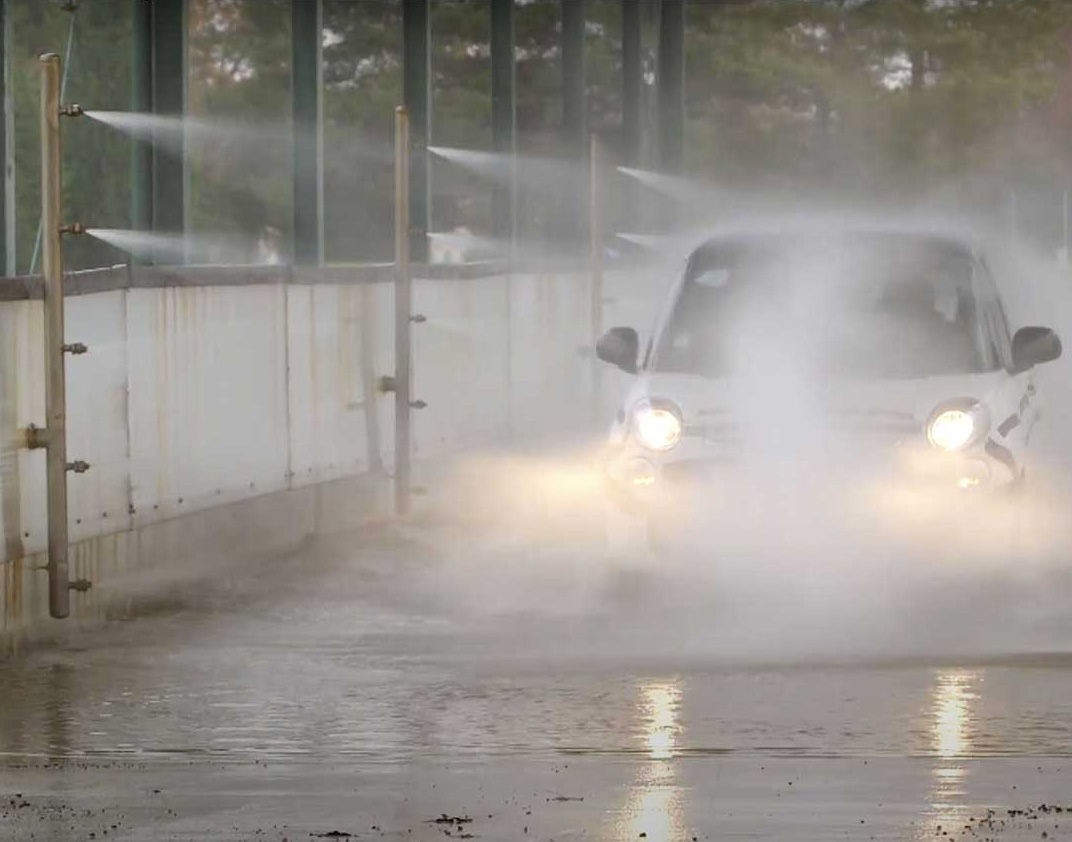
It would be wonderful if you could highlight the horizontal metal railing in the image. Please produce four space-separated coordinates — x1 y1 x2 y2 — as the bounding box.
0 258 598 302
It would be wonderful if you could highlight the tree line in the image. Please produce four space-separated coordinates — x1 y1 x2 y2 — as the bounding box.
6 0 1072 273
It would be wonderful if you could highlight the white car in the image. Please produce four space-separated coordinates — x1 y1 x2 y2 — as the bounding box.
597 227 1063 555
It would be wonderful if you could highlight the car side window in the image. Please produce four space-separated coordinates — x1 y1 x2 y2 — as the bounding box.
978 310 1001 371
975 258 1014 370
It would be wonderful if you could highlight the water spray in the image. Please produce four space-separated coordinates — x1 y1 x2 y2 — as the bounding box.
615 233 666 249
616 165 722 210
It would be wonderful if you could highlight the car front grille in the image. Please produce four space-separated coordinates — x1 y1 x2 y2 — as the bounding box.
685 409 921 459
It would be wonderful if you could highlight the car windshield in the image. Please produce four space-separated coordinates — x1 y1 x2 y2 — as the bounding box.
651 234 1000 380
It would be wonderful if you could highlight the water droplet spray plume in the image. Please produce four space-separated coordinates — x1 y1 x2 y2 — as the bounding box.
616 165 729 210
85 228 188 263
615 232 668 250
429 144 587 198
84 110 392 163
84 110 255 153
86 228 277 265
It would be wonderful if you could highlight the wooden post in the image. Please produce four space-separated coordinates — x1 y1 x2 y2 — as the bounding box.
394 106 412 516
40 54 70 619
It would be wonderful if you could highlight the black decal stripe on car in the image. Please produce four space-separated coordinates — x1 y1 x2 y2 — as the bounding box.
985 438 1018 475
997 414 1021 437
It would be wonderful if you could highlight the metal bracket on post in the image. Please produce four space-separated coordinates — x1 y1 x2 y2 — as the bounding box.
394 106 413 516
23 424 50 450
377 377 425 410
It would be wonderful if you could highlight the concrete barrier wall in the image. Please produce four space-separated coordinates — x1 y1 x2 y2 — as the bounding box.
0 266 598 650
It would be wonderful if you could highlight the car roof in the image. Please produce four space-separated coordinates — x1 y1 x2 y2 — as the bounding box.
682 223 999 303
688 221 979 258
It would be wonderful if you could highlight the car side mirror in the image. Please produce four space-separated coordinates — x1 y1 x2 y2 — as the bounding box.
596 326 639 374
1011 326 1062 374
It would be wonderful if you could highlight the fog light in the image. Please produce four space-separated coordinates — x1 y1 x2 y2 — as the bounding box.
625 457 657 488
956 458 990 490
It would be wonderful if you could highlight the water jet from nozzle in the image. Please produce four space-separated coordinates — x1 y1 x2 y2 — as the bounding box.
617 165 722 209
85 228 186 263
616 232 667 250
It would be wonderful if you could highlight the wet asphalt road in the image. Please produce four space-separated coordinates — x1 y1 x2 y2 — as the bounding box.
5 497 1072 842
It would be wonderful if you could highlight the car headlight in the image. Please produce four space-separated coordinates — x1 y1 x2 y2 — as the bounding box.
926 401 986 452
633 399 683 451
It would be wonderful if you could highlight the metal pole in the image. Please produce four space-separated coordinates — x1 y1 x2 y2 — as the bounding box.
402 0 430 264
490 0 516 245
589 133 604 420
621 0 642 239
394 106 412 516
40 54 69 619
0 0 7 276
292 0 323 265
621 0 642 166
2 1 9 277
2 0 11 276
561 0 586 249
491 0 516 437
562 0 586 154
131 0 152 258
657 0 685 175
151 0 188 262
1062 188 1068 264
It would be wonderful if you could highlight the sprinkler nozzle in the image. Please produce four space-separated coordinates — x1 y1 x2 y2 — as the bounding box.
60 222 86 236
60 104 84 118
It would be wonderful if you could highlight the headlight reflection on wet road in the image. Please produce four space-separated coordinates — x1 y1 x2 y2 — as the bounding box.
925 670 981 838
642 681 681 761
614 679 688 842
933 670 978 761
